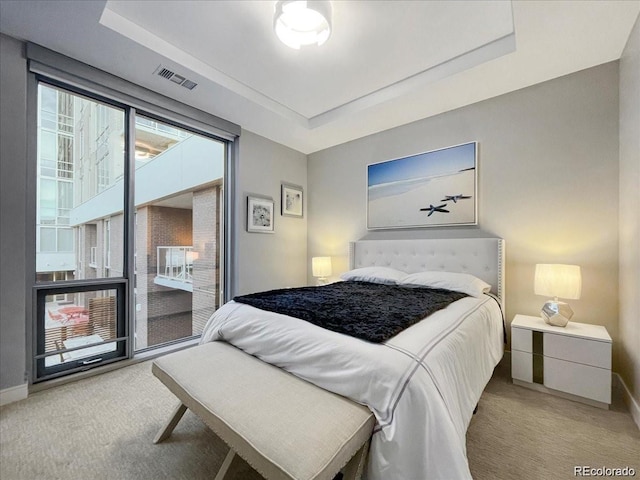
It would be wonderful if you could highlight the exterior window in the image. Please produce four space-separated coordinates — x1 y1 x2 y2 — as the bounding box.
104 219 111 269
40 228 56 252
57 181 72 225
40 86 57 130
96 105 110 192
40 131 56 178
39 178 56 225
57 90 74 134
33 79 230 381
90 246 97 267
57 229 73 252
57 135 73 179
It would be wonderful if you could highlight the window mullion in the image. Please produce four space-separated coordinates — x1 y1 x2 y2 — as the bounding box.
124 107 136 357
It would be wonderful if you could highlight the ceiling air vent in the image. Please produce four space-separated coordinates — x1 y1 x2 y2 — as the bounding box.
154 66 198 91
157 67 174 79
181 79 198 91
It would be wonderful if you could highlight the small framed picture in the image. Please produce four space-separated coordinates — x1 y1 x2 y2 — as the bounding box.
247 196 274 233
281 183 303 217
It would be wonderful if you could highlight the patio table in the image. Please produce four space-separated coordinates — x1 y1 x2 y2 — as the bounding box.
58 306 89 318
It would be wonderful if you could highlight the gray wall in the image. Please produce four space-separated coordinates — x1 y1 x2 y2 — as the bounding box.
308 63 621 368
619 15 640 409
0 30 631 398
235 130 308 295
0 34 27 390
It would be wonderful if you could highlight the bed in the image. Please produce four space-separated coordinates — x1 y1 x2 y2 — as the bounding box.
200 237 505 480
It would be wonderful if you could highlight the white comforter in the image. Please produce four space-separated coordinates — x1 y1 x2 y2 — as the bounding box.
200 293 504 480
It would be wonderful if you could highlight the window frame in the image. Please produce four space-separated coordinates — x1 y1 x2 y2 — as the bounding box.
34 280 128 381
26 44 238 384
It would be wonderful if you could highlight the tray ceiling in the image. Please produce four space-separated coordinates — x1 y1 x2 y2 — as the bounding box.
1 0 638 153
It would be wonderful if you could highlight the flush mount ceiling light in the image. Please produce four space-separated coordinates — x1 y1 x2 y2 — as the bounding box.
274 1 332 50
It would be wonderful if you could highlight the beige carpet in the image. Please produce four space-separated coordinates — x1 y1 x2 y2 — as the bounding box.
1 357 638 480
467 361 639 479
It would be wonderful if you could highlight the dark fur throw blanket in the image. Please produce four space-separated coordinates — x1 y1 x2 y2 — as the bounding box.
233 281 467 343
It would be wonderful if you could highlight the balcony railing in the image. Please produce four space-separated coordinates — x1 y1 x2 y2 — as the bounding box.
136 117 191 141
155 246 196 292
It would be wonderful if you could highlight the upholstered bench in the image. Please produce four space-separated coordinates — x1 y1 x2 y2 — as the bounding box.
152 342 375 480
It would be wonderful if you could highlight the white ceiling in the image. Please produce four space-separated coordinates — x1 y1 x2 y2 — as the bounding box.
1 1 638 154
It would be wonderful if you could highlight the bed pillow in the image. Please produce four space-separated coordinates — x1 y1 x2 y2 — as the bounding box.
399 271 491 297
340 266 407 285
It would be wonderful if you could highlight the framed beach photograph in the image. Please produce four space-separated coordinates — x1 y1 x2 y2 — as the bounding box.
281 183 303 217
367 142 477 229
247 195 274 233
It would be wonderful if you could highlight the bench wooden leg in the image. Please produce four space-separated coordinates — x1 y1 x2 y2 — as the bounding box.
341 439 370 480
213 449 236 480
153 402 188 444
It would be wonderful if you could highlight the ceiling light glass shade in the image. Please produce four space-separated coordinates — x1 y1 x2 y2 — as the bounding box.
274 1 332 50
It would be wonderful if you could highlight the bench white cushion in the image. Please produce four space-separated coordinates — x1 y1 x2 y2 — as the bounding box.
152 342 374 480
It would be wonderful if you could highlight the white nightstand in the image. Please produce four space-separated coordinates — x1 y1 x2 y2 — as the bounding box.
511 314 612 409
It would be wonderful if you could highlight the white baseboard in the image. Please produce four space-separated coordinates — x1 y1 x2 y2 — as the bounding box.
0 383 28 406
614 373 640 430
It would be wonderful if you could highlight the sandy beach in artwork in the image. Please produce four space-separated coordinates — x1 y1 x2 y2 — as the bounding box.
368 169 475 228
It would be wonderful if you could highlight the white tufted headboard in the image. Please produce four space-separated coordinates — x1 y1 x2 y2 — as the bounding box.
349 238 505 310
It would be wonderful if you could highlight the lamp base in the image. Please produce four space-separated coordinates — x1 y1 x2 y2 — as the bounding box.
541 300 574 327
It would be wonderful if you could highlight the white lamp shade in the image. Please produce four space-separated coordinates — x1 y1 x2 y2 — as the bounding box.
312 256 332 278
534 264 582 300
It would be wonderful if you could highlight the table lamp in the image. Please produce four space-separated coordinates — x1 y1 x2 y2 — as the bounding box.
312 256 332 285
534 264 582 327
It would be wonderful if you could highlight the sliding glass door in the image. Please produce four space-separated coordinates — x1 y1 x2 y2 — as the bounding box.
32 81 227 381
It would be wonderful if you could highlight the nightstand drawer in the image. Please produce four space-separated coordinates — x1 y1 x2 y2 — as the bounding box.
544 357 611 404
511 327 532 353
544 333 611 369
511 350 533 383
